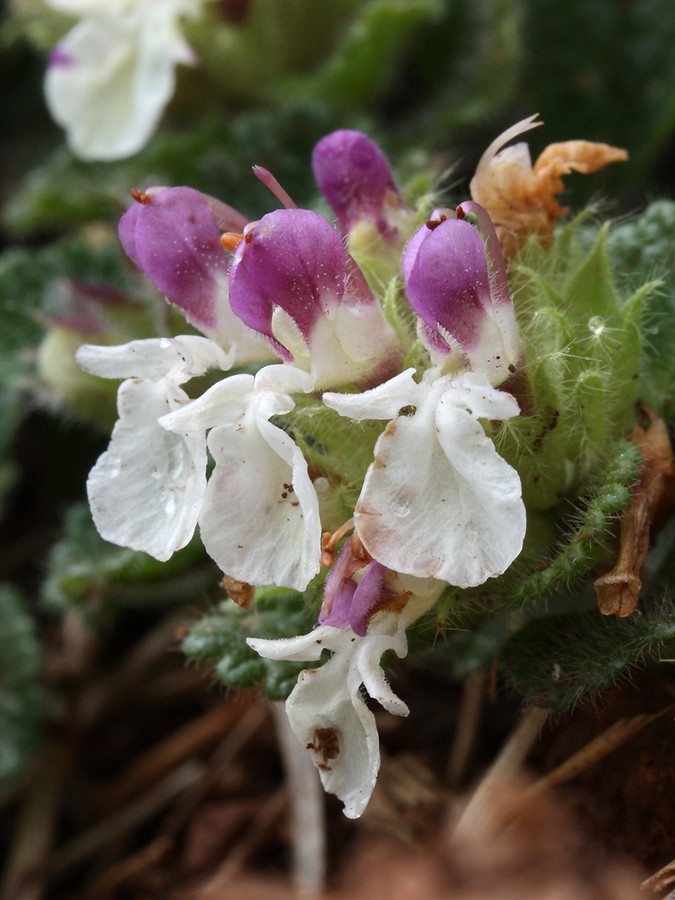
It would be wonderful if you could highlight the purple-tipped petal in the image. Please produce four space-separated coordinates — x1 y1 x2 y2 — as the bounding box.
319 542 359 630
403 217 492 353
119 187 229 332
319 543 388 637
228 208 345 359
348 562 388 637
312 130 401 235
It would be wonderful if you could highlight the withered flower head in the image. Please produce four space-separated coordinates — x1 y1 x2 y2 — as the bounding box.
470 114 628 257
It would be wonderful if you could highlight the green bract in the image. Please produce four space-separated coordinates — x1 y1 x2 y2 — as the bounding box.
498 217 658 510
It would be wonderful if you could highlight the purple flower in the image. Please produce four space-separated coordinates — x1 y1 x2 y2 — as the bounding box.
402 202 522 385
312 130 405 238
228 208 403 389
229 208 344 358
319 541 392 637
118 187 269 364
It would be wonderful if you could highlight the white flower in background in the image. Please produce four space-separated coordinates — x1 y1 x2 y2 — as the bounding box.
160 364 323 591
248 576 443 818
76 335 231 559
44 0 204 161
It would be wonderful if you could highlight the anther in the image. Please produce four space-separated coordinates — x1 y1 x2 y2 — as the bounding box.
220 232 244 252
130 188 151 204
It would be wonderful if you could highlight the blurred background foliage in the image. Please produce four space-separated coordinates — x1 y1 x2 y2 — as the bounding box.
0 0 674 788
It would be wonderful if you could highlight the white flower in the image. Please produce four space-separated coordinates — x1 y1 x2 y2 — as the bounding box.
248 577 442 818
324 368 526 587
160 364 322 590
76 335 231 560
44 0 203 161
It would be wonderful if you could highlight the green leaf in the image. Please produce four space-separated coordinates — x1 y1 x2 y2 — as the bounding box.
0 236 131 393
502 603 675 711
42 504 218 624
608 200 675 418
506 440 640 608
295 0 443 106
182 586 323 701
0 587 49 784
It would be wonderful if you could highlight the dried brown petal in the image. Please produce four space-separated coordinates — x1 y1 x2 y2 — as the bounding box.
470 129 628 257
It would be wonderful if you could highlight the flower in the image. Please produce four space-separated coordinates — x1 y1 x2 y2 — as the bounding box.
44 0 203 161
160 364 322 590
227 208 403 389
312 129 416 288
470 114 628 256
118 186 272 364
312 129 408 240
248 575 443 818
319 536 390 636
403 201 522 386
324 368 526 588
76 335 231 560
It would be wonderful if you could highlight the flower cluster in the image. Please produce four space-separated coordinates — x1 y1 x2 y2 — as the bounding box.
78 121 626 815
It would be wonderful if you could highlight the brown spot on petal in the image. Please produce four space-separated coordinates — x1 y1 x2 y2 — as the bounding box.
306 727 340 771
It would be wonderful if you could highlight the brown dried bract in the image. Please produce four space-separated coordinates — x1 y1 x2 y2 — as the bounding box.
594 406 675 617
221 574 255 609
470 116 628 257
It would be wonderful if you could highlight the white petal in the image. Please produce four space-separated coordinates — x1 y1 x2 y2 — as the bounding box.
352 613 409 717
254 363 315 396
248 618 416 818
161 367 321 589
322 368 419 421
87 378 206 559
355 375 525 586
442 370 521 420
286 654 380 819
160 374 256 433
247 625 339 662
204 274 277 366
76 336 231 383
198 413 320 590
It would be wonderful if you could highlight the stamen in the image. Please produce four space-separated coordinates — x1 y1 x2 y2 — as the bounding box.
252 165 298 209
320 518 356 567
130 188 151 204
350 531 371 563
220 232 244 252
425 213 448 231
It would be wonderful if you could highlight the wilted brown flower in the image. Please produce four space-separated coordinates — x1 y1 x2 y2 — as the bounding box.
470 115 628 257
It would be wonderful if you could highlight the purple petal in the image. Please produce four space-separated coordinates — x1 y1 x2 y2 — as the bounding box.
319 544 387 637
348 562 387 637
403 218 492 353
228 209 345 359
312 130 400 235
118 187 229 332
